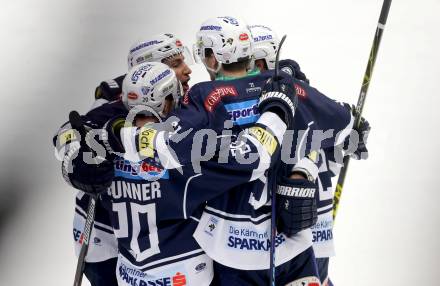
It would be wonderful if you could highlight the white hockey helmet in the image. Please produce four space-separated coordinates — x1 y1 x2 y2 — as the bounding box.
249 25 279 70
127 33 193 69
194 16 252 70
122 62 182 117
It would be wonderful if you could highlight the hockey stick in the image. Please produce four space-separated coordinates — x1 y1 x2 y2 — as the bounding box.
69 110 99 286
269 34 288 286
332 0 392 220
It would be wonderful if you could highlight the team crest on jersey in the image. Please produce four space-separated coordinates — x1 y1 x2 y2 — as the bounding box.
294 83 307 99
195 262 207 272
224 99 260 125
204 216 219 236
204 86 238 112
246 82 261 94
114 158 169 180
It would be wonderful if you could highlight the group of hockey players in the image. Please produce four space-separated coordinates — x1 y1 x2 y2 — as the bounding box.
54 16 370 286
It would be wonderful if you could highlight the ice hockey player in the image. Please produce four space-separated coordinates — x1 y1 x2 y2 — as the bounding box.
188 16 341 286
92 33 192 108
249 24 371 286
70 33 193 286
97 62 217 285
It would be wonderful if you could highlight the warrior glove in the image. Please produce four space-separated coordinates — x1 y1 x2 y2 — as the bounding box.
279 59 310 84
258 72 298 130
276 156 319 237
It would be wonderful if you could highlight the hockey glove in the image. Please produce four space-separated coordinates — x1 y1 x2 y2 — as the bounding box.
276 175 318 237
279 59 310 84
94 75 125 101
59 123 114 195
65 153 114 195
352 116 370 160
258 73 298 129
345 105 371 160
275 156 319 237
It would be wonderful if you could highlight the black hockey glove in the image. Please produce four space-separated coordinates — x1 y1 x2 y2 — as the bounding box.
345 106 371 160
65 153 114 195
276 174 318 237
62 112 114 195
351 116 370 160
258 72 298 129
94 74 125 101
279 59 310 84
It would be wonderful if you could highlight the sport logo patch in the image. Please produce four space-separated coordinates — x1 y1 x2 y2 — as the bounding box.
204 86 238 112
127 92 138 100
172 272 186 286
224 99 260 125
150 69 171 85
119 264 187 286
253 34 273 42
114 158 169 180
200 25 222 31
131 64 153 83
312 214 333 243
276 185 316 198
129 40 163 54
195 263 207 272
204 216 219 236
141 86 151 96
248 126 278 155
294 83 307 98
138 127 157 158
239 33 249 41
59 129 77 145
93 237 101 245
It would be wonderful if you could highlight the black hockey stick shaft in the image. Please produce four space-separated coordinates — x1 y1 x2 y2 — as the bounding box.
73 194 97 286
69 111 98 286
333 0 392 220
269 35 287 286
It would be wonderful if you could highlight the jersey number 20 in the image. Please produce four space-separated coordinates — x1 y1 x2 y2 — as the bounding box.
112 202 160 262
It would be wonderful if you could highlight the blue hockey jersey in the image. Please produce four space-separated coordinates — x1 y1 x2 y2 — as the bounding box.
193 74 354 270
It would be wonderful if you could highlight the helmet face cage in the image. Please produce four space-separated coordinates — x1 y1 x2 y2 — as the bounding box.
249 25 279 70
122 62 181 118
